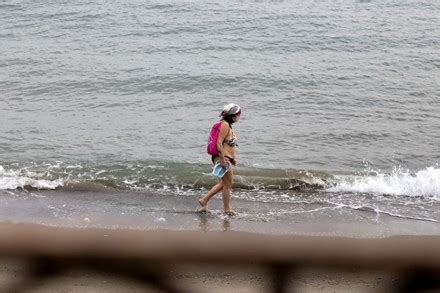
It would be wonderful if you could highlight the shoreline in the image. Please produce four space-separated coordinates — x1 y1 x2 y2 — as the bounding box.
1 189 440 238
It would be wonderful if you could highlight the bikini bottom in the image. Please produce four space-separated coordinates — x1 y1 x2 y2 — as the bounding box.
211 155 236 166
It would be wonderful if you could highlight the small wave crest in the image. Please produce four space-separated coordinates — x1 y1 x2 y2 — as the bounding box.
0 166 64 190
0 162 329 193
328 165 440 199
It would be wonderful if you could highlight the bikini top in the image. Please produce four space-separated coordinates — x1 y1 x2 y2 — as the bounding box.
224 125 238 147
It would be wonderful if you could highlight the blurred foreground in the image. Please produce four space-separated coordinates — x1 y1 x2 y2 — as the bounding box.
0 223 439 292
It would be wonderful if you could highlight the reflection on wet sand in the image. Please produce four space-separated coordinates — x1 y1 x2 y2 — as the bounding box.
197 212 231 232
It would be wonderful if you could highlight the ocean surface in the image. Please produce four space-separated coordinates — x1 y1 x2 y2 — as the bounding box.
1 0 439 233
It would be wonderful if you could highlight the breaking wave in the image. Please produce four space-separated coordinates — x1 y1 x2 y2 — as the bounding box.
0 161 329 192
327 165 440 199
0 165 64 190
1 162 439 200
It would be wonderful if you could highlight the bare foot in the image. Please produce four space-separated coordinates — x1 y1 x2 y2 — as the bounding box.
197 198 208 212
224 209 236 216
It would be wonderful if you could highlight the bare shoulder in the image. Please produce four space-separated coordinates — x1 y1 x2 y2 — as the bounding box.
220 121 230 130
217 121 230 138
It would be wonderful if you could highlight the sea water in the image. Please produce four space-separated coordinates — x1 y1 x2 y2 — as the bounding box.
1 0 439 231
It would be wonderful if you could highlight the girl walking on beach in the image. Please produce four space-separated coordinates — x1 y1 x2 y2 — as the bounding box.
198 104 241 215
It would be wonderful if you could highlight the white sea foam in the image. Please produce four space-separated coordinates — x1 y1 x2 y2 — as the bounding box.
154 217 167 223
328 166 440 198
0 165 64 190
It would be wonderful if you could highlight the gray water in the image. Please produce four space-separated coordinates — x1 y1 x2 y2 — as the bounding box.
2 0 439 171
1 0 440 225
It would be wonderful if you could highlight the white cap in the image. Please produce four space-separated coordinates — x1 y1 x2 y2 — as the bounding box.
221 103 241 116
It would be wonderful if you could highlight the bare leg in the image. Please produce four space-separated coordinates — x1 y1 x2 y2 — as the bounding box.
222 168 235 214
198 181 223 211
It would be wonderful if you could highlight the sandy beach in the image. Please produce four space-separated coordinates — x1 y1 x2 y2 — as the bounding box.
1 189 439 237
0 190 439 291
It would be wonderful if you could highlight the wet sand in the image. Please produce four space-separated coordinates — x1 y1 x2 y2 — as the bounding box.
1 189 439 237
0 189 439 292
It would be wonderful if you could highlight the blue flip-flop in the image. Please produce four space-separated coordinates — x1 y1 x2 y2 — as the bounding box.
212 161 231 178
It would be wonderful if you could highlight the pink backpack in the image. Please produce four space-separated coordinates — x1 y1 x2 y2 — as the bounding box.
207 121 223 156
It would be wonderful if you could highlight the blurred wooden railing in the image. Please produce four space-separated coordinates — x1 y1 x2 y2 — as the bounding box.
0 223 439 292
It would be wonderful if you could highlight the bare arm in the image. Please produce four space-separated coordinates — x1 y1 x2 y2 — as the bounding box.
216 122 229 166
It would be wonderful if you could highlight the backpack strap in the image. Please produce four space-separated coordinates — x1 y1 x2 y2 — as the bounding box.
221 121 231 144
